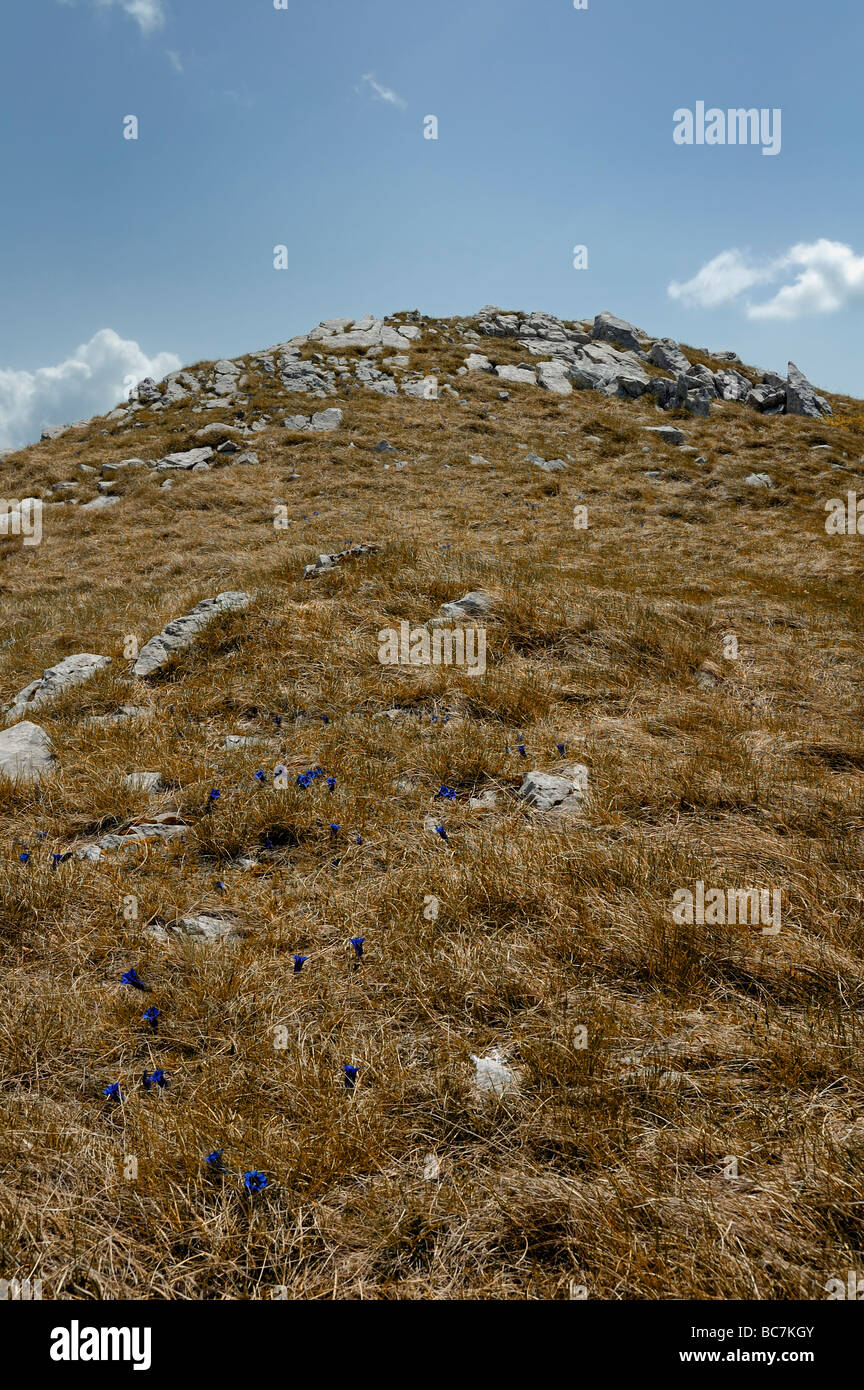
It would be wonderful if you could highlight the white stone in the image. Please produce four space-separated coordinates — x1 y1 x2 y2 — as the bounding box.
0 721 55 782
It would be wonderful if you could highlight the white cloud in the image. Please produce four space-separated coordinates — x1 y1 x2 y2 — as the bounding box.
668 239 864 321
167 49 183 73
668 249 776 309
60 0 167 36
360 73 406 109
0 329 181 452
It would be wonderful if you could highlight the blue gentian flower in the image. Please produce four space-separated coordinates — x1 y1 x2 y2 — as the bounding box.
437 786 456 800
254 770 266 782
321 715 329 724
103 1082 122 1102
143 1069 168 1090
435 825 449 842
343 1065 358 1090
293 954 308 973
51 852 72 868
330 823 340 838
349 937 364 958
557 743 566 755
121 967 148 991
274 715 282 727
216 881 227 893
18 852 29 864
354 836 362 845
209 788 221 802
296 772 312 788
244 1170 268 1193
205 1149 226 1171
516 744 527 758
326 777 336 791
142 1006 160 1029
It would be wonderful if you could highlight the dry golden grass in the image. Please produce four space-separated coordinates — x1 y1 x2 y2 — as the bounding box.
0 317 862 1300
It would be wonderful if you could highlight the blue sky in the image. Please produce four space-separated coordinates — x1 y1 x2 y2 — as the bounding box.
1 0 862 447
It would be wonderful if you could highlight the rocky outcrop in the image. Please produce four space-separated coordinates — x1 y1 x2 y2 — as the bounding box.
786 361 832 418
133 592 254 677
6 654 111 721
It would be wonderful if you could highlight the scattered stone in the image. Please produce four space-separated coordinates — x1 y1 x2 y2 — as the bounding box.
153 447 214 472
133 592 254 677
643 425 687 446
465 353 493 372
402 375 438 399
471 1052 517 1097
224 734 268 749
0 721 55 782
469 789 498 810
495 365 537 386
81 494 120 511
696 660 723 690
6 653 111 719
97 812 188 852
440 590 493 619
518 764 589 813
123 771 164 793
304 544 378 578
195 423 246 444
150 913 242 944
527 453 567 472
100 458 146 480
745 472 774 488
310 408 343 431
84 705 147 727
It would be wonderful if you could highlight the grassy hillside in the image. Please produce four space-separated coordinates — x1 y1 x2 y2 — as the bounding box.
0 312 863 1300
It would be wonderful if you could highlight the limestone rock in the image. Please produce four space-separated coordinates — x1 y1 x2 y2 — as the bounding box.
133 591 254 677
518 764 589 813
643 426 687 446
440 590 493 619
154 447 213 472
536 360 573 395
648 339 691 374
471 1052 517 1097
0 721 55 782
123 771 164 793
6 653 110 719
786 361 832 418
495 365 537 386
592 312 644 354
